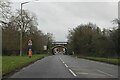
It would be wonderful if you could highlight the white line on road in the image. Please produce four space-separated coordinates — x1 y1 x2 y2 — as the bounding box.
59 57 77 77
60 58 62 60
69 69 77 77
60 58 63 62
97 70 113 77
60 57 65 63
78 72 88 75
65 64 68 68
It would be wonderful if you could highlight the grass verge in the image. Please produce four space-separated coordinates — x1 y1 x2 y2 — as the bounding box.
78 56 120 65
0 56 2 78
2 54 48 76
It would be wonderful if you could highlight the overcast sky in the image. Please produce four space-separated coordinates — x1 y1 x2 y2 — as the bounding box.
10 0 118 41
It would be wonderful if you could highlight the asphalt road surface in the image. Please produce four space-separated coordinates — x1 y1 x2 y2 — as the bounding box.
10 54 118 78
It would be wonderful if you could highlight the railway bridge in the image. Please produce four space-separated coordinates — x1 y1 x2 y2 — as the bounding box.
51 42 68 55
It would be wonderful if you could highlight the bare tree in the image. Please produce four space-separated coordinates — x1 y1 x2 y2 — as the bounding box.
0 0 11 23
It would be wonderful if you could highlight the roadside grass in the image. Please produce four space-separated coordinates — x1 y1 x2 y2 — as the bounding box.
0 56 2 77
79 56 120 65
2 54 48 76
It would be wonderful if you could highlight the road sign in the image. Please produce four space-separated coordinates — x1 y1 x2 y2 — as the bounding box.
28 40 32 46
44 45 47 50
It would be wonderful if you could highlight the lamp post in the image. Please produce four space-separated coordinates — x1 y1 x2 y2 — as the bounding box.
20 0 39 56
20 2 29 56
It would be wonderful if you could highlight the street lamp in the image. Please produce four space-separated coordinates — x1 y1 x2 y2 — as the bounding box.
20 0 39 56
20 2 29 56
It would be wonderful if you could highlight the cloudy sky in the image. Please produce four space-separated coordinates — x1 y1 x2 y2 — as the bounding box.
10 0 118 41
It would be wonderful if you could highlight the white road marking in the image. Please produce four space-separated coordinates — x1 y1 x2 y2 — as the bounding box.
59 58 61 61
78 72 88 75
69 69 77 77
60 57 65 63
97 70 113 77
59 57 77 77
60 58 63 62
65 64 68 68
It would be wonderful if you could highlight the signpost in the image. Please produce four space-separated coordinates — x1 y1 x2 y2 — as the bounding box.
28 40 32 46
28 40 32 58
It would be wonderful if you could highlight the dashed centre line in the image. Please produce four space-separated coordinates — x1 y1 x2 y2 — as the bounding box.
65 64 68 68
60 58 64 63
69 69 77 77
59 57 77 77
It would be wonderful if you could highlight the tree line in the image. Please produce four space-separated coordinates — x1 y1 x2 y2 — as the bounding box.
67 22 119 58
1 0 53 56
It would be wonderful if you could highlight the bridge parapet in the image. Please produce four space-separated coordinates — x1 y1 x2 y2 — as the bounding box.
52 41 68 46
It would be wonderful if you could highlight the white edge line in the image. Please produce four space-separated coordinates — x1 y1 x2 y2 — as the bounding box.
65 64 68 68
69 69 77 77
97 70 113 77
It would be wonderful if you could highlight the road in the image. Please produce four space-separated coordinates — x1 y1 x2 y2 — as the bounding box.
10 54 118 78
